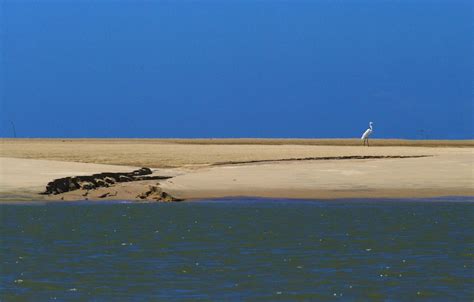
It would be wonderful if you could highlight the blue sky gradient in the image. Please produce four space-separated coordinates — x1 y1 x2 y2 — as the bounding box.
1 1 472 138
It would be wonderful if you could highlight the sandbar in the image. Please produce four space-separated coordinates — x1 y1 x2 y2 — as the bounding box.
0 139 472 201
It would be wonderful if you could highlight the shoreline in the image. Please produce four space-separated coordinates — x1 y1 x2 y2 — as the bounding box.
1 195 473 205
2 186 473 203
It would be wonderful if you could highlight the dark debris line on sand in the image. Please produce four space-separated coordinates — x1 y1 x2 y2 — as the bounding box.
212 155 432 166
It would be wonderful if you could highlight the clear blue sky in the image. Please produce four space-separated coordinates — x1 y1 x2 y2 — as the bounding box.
1 1 472 139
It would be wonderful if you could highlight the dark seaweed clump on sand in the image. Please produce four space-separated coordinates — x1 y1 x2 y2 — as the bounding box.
43 168 171 195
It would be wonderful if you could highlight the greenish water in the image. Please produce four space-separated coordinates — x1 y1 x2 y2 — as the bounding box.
1 198 473 301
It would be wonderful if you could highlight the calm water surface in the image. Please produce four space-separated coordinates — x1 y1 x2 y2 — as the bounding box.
1 198 473 301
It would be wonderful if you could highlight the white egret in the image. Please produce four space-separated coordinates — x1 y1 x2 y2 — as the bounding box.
361 122 373 146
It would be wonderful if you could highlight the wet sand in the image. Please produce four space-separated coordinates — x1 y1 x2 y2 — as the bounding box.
0 139 473 201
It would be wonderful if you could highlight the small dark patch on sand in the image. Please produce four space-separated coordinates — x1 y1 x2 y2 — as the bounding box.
136 185 183 202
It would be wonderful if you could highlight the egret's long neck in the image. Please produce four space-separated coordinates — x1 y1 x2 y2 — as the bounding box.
369 124 373 130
